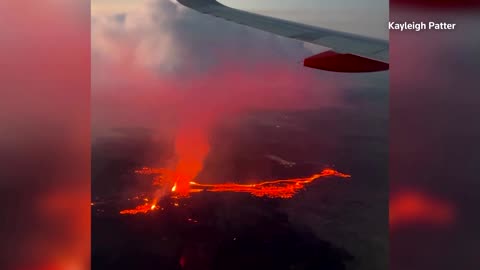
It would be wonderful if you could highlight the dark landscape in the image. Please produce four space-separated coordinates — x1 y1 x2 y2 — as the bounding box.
92 104 388 270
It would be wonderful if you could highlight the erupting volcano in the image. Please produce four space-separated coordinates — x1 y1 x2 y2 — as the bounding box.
120 167 351 215
118 90 352 215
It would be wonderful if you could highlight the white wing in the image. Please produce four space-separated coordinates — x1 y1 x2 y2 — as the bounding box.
177 0 389 72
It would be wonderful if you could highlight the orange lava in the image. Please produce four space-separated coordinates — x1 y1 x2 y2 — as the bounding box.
189 169 350 198
120 167 350 214
120 202 158 215
390 190 455 229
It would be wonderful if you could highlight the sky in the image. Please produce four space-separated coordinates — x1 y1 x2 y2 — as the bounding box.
91 0 388 137
90 0 390 173
92 0 389 39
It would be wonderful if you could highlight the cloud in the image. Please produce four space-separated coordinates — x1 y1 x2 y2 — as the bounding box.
91 0 347 135
92 0 316 76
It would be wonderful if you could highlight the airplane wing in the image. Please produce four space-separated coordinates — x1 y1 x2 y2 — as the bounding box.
177 0 389 72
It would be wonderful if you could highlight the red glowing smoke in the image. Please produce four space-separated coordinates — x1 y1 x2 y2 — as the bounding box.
171 122 212 195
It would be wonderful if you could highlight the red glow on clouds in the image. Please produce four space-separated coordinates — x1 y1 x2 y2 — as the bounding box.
390 190 455 229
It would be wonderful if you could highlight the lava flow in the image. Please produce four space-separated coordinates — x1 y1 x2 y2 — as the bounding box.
189 169 350 198
120 167 350 215
120 201 158 215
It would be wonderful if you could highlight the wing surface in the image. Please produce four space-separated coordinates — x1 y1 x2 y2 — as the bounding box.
177 0 389 64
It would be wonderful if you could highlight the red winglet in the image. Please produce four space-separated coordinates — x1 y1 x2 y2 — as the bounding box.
304 50 389 73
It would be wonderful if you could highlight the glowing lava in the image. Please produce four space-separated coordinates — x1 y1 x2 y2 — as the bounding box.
120 202 158 215
120 167 350 214
189 169 350 199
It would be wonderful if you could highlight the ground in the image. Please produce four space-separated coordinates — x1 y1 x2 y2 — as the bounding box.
92 101 388 270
